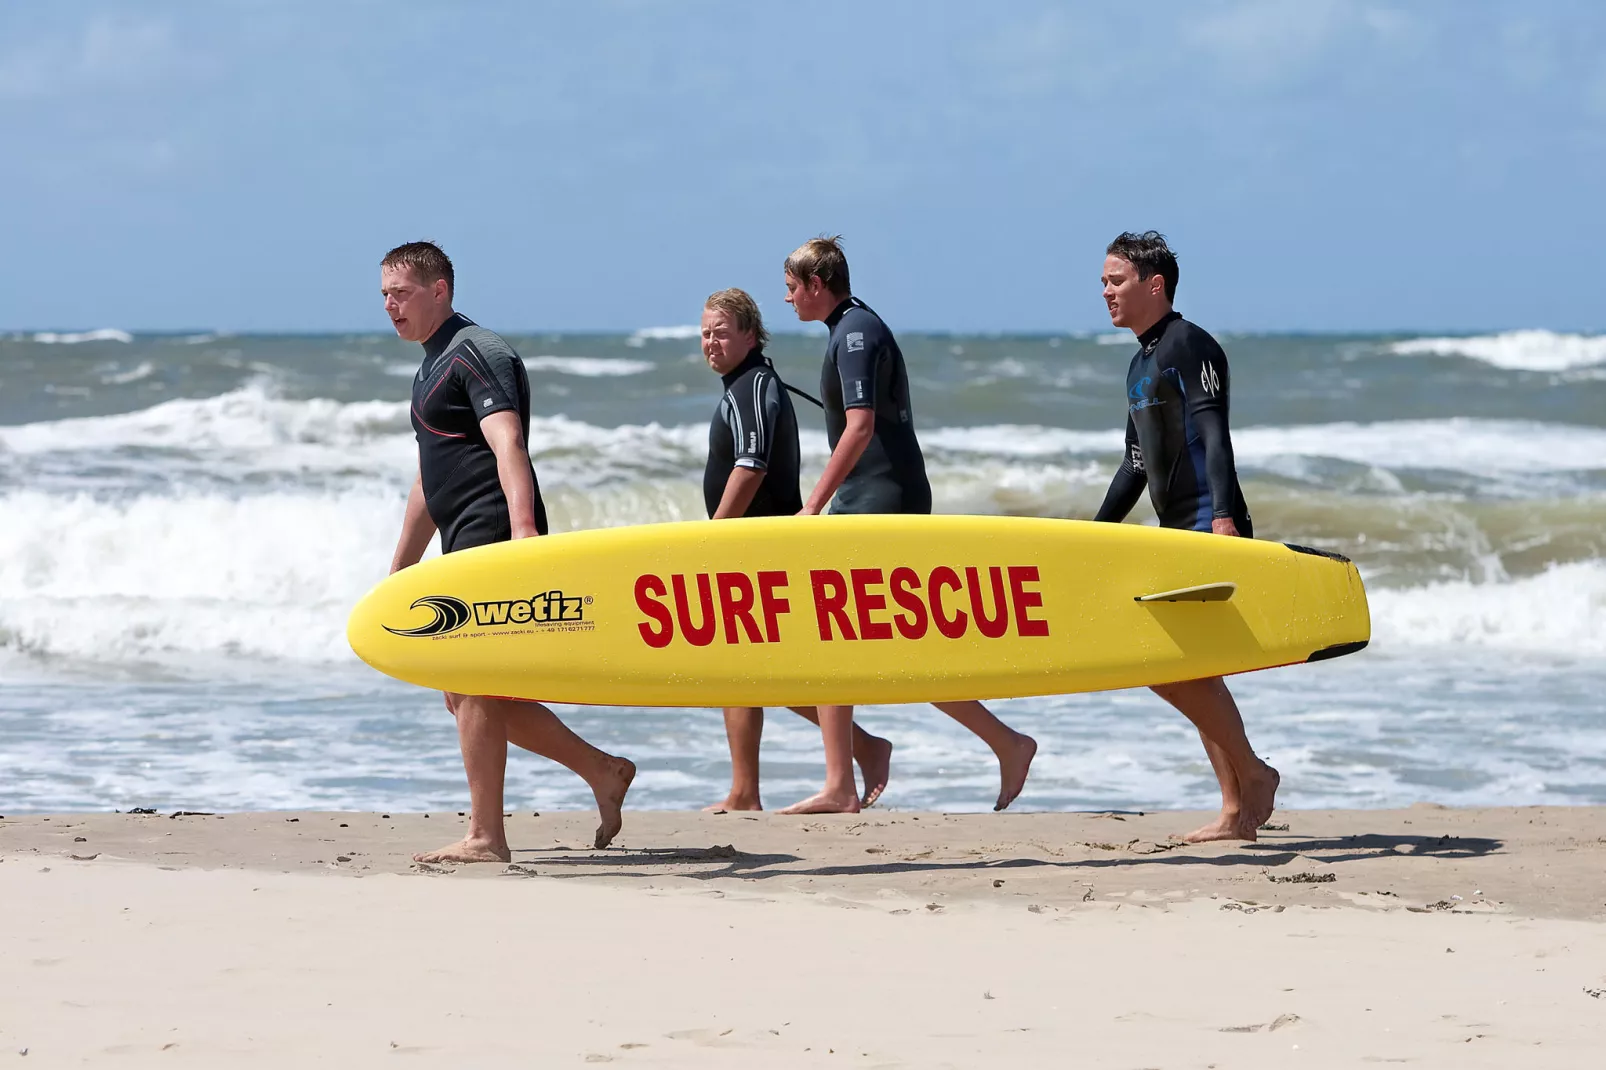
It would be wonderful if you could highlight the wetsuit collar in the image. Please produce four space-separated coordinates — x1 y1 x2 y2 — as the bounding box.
824 296 865 330
1136 310 1182 350
720 347 771 389
422 312 472 361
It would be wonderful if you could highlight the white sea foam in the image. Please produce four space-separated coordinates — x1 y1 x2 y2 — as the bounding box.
3 481 1600 667
1388 330 1606 372
98 361 156 385
30 328 134 344
3 389 1603 490
923 419 1606 476
1369 561 1606 658
923 425 1125 456
0 489 403 664
1096 332 1133 345
1232 419 1606 475
625 325 700 347
524 355 654 377
0 384 413 455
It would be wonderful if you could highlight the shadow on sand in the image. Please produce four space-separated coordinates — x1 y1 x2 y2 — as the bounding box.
507 830 1503 884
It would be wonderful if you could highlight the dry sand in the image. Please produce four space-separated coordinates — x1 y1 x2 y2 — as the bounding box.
4 805 1604 1067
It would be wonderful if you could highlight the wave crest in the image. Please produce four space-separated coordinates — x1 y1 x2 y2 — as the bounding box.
1389 330 1606 371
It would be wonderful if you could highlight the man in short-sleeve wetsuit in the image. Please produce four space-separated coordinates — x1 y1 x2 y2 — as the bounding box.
411 310 550 551
1094 231 1278 843
381 241 634 864
777 236 1037 816
817 296 930 514
702 292 802 520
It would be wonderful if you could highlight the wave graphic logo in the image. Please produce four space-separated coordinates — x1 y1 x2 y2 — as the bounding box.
383 595 472 637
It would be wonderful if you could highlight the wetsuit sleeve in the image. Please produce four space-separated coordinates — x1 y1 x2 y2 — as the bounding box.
1172 337 1238 519
455 343 519 422
836 313 887 411
725 373 782 471
1094 415 1146 522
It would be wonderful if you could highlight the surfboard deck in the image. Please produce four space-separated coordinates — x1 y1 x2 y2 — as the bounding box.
347 516 1370 706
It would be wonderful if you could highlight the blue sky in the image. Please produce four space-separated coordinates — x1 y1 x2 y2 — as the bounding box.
2 1 1603 333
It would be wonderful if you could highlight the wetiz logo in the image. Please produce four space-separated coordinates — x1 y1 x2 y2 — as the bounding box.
472 590 586 627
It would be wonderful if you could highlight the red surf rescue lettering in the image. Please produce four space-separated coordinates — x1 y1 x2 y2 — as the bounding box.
635 571 790 649
634 566 1049 646
808 566 1048 641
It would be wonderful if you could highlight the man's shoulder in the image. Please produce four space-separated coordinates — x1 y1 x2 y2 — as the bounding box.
1168 316 1223 350
724 362 781 398
836 302 888 332
450 319 520 363
831 302 892 354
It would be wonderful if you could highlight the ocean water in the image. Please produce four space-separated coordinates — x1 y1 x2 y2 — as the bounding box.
2 326 1603 814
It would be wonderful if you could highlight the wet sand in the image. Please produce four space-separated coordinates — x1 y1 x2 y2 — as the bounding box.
4 805 1604 1067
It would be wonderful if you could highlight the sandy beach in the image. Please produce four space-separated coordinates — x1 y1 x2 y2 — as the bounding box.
3 805 1603 1067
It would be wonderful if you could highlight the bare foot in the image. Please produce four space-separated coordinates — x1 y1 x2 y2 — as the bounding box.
589 756 636 849
412 837 510 864
1178 814 1253 844
703 794 762 813
855 734 893 808
1243 763 1281 829
778 788 861 815
994 733 1037 811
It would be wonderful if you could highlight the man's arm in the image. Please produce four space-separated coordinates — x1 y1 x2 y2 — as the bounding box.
1093 415 1145 523
390 470 438 573
1193 409 1241 536
801 407 873 515
713 466 766 519
1177 338 1242 536
481 410 539 539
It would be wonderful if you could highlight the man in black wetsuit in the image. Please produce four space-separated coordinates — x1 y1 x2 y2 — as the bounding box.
381 241 634 863
780 236 1037 816
698 288 812 812
1094 231 1279 842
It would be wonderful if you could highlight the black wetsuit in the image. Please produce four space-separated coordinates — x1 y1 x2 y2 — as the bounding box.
820 297 932 514
704 349 803 518
410 312 548 553
1094 311 1252 535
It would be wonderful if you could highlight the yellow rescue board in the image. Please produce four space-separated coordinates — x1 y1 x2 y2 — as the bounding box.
346 516 1370 706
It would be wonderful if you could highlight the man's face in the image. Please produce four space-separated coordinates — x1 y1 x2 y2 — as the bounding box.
1101 254 1166 330
784 272 835 322
381 265 449 342
701 307 756 375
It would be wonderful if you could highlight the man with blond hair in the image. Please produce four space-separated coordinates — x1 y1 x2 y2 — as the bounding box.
780 237 1037 815
698 287 897 811
381 240 635 862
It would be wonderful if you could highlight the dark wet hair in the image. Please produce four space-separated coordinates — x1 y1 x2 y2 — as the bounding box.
381 241 455 299
1106 231 1177 302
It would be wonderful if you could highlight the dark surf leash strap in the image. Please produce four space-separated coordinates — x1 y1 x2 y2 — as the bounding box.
782 382 824 409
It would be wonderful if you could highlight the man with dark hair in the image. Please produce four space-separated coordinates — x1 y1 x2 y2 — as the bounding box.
780 236 1037 815
381 240 635 862
1095 230 1278 842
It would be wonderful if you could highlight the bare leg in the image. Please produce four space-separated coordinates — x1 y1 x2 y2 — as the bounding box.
499 699 635 849
1150 677 1279 842
414 693 513 863
416 695 635 862
706 707 764 811
791 707 893 807
932 700 1038 811
779 704 860 814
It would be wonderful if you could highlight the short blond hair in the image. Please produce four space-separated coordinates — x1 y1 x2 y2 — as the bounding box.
704 287 769 348
784 235 850 297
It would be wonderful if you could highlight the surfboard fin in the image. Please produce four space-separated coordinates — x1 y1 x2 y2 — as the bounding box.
1135 582 1237 603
